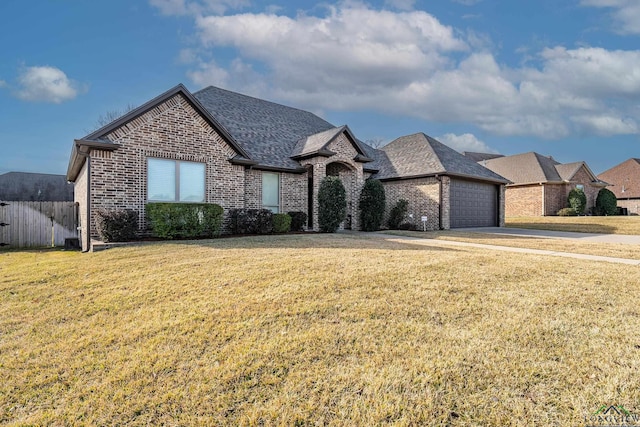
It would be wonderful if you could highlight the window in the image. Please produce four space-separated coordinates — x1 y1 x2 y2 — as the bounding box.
262 172 280 213
576 184 584 191
147 158 205 202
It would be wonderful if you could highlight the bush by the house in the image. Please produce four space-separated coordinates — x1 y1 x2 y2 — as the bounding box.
387 199 409 229
273 213 292 233
318 176 347 233
567 188 587 215
358 179 386 231
287 211 307 231
228 208 274 234
95 208 139 242
146 203 223 239
595 188 618 216
557 207 577 216
398 222 416 230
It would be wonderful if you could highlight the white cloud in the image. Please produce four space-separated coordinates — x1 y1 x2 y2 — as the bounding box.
581 0 640 34
437 133 497 153
172 2 640 140
16 66 82 103
0 79 6 88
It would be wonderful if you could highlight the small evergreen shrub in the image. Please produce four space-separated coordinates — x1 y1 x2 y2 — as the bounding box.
595 188 618 216
557 207 577 216
146 203 223 239
287 211 307 231
387 199 409 229
228 208 274 234
398 221 416 230
95 208 138 242
358 179 386 231
567 188 587 215
273 213 292 233
318 176 347 233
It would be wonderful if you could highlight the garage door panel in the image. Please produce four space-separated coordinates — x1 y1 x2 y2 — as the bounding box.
450 179 497 228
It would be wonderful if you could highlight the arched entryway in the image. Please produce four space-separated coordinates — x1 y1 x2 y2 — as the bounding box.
326 161 356 230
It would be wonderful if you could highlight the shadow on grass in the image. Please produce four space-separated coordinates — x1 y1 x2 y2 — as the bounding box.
505 222 617 234
89 232 459 254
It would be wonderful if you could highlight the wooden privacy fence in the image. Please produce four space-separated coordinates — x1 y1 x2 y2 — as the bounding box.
0 201 78 249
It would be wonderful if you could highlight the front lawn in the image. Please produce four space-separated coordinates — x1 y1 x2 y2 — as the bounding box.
506 215 640 234
2 234 639 425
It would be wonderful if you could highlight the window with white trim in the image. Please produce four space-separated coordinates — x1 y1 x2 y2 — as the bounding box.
147 158 205 202
262 172 280 213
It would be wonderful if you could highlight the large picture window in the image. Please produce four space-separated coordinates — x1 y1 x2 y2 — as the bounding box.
147 158 205 202
262 172 280 213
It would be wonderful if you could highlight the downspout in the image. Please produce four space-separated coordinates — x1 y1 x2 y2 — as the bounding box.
85 155 91 252
436 175 443 230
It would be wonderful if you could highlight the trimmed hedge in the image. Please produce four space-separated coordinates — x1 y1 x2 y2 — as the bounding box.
557 207 577 216
146 203 223 239
595 188 618 216
95 208 138 242
273 213 292 233
387 199 409 229
318 176 347 233
229 208 274 234
287 211 307 231
568 188 587 215
359 179 386 231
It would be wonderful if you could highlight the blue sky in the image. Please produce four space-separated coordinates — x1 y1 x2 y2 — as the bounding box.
1 0 638 176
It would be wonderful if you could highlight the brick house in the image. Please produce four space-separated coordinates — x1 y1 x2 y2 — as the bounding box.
479 152 607 216
66 84 507 251
597 158 640 215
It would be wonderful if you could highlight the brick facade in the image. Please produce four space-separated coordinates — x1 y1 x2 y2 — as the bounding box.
505 165 604 217
617 199 640 215
382 177 441 230
74 161 89 251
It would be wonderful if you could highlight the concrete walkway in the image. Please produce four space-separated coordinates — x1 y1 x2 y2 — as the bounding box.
459 226 640 244
360 231 640 266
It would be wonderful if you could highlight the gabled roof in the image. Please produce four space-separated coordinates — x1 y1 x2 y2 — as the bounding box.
67 84 250 181
483 152 605 186
463 152 504 162
194 86 337 170
0 172 73 201
371 133 508 183
598 158 640 199
290 125 371 161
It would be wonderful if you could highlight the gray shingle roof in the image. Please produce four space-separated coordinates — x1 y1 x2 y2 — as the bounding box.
463 152 504 162
370 133 508 182
483 152 564 184
194 86 336 169
0 172 74 201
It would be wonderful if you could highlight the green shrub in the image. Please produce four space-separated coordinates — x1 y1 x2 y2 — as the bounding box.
557 207 577 216
273 213 292 233
94 208 138 242
287 211 307 231
567 188 587 215
318 176 347 233
228 209 273 234
595 188 618 216
146 203 223 239
387 199 409 229
398 222 416 230
358 179 386 231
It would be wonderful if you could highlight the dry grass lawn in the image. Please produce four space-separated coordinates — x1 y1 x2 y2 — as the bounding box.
2 234 640 426
506 215 640 235
381 230 640 260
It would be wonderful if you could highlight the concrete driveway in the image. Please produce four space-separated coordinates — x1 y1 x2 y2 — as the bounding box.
457 227 640 245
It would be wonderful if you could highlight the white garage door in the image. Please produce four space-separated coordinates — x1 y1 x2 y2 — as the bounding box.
450 179 498 228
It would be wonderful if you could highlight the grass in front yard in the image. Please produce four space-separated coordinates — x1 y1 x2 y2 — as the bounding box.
381 230 640 260
506 215 640 234
2 234 640 425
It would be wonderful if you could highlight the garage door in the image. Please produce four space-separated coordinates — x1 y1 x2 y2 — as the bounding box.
450 179 497 228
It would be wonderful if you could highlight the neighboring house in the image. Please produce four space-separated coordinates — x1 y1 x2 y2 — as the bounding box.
0 172 74 201
597 158 640 215
479 152 607 216
66 84 508 251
